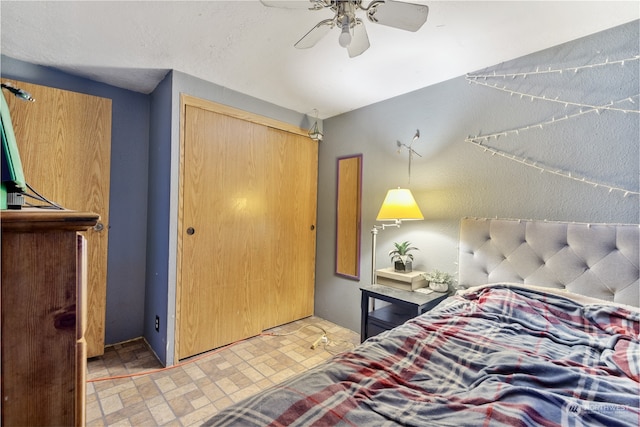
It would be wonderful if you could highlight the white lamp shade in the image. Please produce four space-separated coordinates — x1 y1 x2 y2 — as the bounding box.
376 188 424 221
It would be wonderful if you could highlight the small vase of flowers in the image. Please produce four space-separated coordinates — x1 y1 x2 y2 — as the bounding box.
422 270 455 292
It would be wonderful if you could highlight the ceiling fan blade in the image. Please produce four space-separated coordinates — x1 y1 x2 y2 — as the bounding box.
295 19 334 49
367 0 429 32
260 0 325 10
347 20 370 58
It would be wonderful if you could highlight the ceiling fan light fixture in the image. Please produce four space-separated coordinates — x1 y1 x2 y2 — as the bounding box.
265 0 428 56
338 17 351 47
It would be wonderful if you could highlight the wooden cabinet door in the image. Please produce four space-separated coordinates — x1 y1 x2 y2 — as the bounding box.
178 97 317 360
5 81 111 357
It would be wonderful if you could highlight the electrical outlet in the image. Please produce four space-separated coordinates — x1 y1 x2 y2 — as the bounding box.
155 315 160 332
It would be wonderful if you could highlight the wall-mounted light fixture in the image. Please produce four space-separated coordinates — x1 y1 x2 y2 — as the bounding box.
371 187 424 284
308 109 323 142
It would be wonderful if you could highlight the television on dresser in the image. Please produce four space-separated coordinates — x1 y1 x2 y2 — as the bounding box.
1 88 26 209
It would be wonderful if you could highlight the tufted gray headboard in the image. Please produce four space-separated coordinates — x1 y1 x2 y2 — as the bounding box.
458 217 640 307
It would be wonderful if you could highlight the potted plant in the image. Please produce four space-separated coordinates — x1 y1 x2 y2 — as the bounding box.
422 270 455 292
388 241 419 272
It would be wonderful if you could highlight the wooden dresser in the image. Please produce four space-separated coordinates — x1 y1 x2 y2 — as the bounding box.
1 209 99 426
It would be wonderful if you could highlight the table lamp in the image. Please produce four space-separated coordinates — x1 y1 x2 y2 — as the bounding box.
371 188 424 284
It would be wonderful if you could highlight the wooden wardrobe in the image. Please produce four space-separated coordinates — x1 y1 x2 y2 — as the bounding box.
176 95 318 360
5 80 112 358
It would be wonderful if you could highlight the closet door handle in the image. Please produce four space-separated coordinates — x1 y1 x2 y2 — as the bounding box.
186 227 195 235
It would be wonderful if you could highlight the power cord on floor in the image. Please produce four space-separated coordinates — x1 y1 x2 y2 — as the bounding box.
320 338 357 355
87 336 249 383
262 323 326 338
265 323 356 354
310 334 328 350
263 323 328 349
88 322 356 383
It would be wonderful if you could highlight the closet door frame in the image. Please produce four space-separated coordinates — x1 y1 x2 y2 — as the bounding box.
176 94 312 362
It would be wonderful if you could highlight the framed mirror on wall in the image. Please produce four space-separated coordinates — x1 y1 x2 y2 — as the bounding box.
335 154 363 280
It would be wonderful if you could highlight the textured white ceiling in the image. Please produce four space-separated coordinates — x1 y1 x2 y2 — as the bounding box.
1 1 638 118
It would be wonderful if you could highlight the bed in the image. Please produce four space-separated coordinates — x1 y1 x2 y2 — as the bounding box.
205 218 639 426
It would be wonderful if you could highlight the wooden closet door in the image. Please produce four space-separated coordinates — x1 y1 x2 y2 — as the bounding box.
179 106 266 359
262 127 317 329
5 81 112 358
178 98 317 360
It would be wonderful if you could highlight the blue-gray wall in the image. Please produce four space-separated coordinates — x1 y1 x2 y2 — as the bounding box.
144 71 173 362
314 21 640 332
2 20 638 363
0 55 151 345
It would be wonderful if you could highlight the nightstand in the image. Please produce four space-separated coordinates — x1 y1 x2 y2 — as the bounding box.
360 284 449 342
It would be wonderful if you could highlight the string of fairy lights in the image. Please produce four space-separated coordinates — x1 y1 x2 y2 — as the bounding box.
465 94 639 142
463 55 640 197
466 55 639 80
465 139 639 198
465 82 639 115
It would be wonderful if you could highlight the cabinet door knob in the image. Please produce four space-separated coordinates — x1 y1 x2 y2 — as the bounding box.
93 222 105 232
186 227 195 235
310 224 315 230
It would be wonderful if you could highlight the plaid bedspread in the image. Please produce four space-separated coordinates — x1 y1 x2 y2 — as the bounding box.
204 285 640 426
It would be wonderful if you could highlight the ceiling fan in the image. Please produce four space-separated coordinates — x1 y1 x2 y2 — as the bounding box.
260 0 429 58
